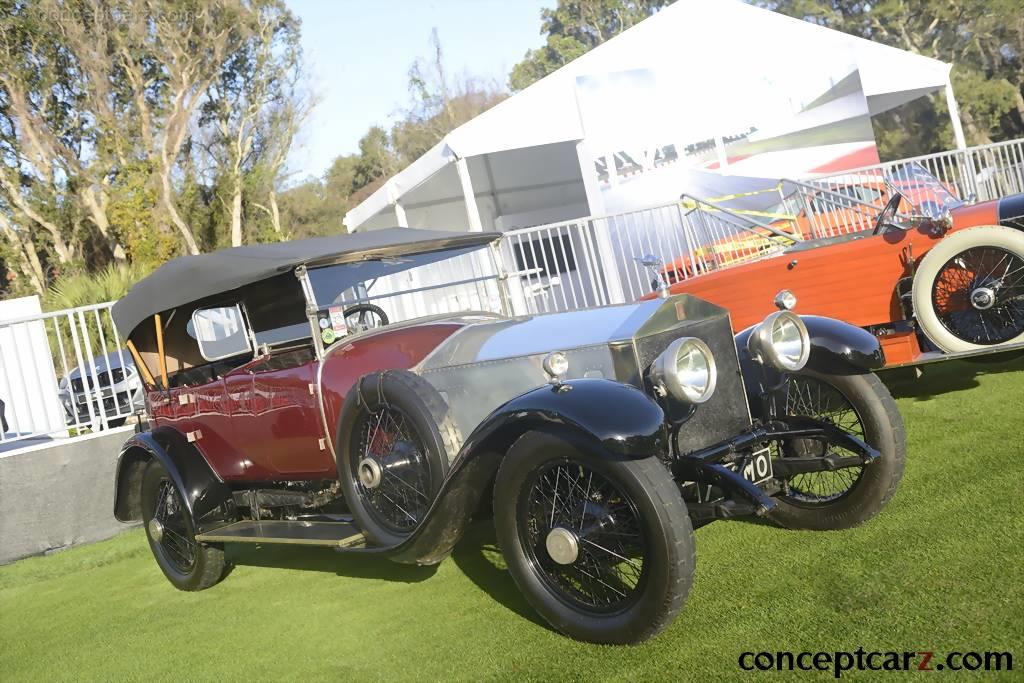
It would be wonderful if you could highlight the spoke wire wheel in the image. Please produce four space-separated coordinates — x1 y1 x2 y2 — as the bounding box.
149 478 198 573
494 431 695 644
913 226 1024 352
139 458 229 591
350 405 433 534
931 246 1024 345
518 458 648 615
768 369 906 531
336 370 458 547
782 376 865 506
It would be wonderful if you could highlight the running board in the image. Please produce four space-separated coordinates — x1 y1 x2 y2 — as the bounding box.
888 340 1024 368
196 520 369 548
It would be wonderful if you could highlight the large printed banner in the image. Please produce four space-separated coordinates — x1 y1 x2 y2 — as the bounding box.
575 40 879 214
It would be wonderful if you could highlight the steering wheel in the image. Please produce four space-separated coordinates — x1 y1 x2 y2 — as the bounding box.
872 193 903 236
343 303 389 332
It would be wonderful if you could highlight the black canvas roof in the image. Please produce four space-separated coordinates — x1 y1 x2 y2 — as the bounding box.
112 228 500 337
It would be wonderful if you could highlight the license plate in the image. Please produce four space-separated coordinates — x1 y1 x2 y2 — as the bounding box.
742 447 773 484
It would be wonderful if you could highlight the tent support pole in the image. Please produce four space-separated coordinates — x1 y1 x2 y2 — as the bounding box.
393 201 409 227
455 157 484 232
576 141 605 216
945 74 967 150
714 134 729 170
575 141 623 305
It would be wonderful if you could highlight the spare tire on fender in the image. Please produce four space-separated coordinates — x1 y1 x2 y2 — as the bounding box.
336 370 462 546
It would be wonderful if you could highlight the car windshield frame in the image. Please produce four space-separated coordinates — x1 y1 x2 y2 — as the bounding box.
883 162 966 219
306 244 492 308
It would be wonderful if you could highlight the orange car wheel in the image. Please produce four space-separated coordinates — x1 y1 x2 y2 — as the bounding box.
913 226 1024 352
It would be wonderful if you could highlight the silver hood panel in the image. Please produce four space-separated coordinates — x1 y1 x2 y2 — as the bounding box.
415 296 749 453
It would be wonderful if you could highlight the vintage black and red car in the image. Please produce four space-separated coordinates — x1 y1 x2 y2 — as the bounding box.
111 228 905 644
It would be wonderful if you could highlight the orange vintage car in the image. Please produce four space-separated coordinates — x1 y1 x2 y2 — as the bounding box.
648 164 1024 367
663 179 892 283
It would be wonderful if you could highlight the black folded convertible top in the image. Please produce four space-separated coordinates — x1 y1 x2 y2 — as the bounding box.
112 228 500 337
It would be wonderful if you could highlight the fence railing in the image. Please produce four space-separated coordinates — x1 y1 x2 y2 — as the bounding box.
332 246 508 322
1 301 142 448
810 138 1024 203
501 196 802 307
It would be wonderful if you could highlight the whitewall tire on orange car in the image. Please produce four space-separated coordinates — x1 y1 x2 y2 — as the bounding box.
913 226 1024 353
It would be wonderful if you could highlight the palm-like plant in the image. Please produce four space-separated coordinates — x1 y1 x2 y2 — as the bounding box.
43 265 146 365
44 264 144 311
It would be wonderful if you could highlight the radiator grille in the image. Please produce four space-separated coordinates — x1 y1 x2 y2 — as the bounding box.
633 314 751 455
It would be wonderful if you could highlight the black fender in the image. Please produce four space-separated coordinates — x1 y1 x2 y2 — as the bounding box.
389 379 667 564
735 314 883 381
800 315 885 373
998 193 1024 230
113 427 237 532
735 314 884 418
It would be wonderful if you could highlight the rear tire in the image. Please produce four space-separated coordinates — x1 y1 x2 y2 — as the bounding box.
337 370 460 546
770 370 905 531
141 459 230 591
494 431 695 644
913 226 1024 352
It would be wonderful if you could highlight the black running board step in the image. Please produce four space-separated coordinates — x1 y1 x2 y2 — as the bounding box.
887 340 1024 368
196 520 369 548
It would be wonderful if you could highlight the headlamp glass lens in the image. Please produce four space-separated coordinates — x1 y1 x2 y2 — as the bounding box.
772 316 806 369
676 341 712 401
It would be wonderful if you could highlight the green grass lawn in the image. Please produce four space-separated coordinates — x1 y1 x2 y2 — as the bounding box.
2 357 1023 681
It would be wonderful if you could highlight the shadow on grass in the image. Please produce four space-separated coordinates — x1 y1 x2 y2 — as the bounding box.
218 519 550 631
450 521 551 631
224 543 439 583
880 352 1024 401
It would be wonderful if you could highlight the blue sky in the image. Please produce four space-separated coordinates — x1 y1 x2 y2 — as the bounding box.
287 0 552 181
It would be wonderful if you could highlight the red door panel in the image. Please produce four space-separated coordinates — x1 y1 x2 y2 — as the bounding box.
217 354 333 479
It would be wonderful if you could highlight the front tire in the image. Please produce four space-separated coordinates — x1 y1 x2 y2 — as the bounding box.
494 431 695 644
770 369 905 530
141 459 229 591
913 226 1024 352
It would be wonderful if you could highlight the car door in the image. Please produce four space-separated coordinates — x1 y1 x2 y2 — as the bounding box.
223 350 334 478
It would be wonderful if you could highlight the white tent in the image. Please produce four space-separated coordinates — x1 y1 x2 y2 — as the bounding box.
345 0 959 233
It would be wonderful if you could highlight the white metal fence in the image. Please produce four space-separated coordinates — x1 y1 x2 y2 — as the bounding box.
502 197 799 308
0 301 142 448
331 247 509 323
811 138 1024 203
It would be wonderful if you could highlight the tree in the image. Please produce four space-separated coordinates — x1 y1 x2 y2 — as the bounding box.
392 29 506 165
0 0 313 301
202 0 306 246
0 0 244 281
281 30 508 233
752 1 1024 156
509 0 671 91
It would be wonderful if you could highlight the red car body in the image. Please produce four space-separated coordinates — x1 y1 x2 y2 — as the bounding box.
145 321 465 481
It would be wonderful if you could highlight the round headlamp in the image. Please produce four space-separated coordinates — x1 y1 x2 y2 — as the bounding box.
748 310 810 372
649 337 717 404
542 351 569 381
